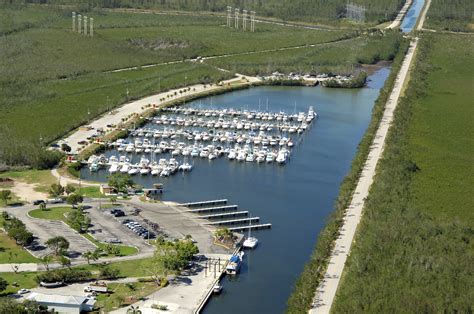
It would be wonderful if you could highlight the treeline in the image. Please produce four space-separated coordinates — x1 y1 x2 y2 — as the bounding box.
286 36 410 313
426 0 474 32
331 35 473 312
2 213 34 247
15 0 404 24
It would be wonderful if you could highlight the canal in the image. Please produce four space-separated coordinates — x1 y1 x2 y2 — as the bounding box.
401 0 425 33
81 67 390 313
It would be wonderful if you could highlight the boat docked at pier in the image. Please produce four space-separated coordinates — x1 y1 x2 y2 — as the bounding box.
226 251 245 275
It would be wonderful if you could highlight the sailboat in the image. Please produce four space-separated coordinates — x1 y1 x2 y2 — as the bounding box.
242 215 259 249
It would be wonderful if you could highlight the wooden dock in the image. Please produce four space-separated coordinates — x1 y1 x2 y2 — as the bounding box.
205 217 260 226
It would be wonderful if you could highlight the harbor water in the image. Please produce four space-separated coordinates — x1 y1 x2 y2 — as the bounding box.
81 67 390 313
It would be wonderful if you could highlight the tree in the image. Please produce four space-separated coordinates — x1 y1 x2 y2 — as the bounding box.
39 202 47 211
9 227 33 246
100 266 120 279
0 190 11 205
67 193 83 208
64 184 76 195
67 208 90 233
59 256 71 268
107 173 134 193
214 228 234 242
49 184 64 198
83 250 99 265
126 305 142 314
40 255 52 271
110 196 117 204
61 143 71 153
46 236 69 256
0 277 7 292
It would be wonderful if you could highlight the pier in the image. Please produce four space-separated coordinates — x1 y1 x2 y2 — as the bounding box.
205 217 260 226
185 205 238 213
198 211 249 219
229 223 272 231
181 199 228 208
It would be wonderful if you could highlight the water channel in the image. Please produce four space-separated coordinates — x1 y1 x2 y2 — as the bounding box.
81 66 390 313
401 0 425 33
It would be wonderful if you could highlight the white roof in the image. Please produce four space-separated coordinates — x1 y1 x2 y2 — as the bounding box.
27 292 93 306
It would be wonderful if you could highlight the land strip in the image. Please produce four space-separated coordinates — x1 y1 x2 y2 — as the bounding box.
309 38 418 313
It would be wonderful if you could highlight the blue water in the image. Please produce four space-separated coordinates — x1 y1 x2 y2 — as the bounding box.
401 0 425 33
82 67 391 313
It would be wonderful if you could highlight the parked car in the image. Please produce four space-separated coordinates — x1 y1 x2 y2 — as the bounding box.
105 238 122 244
33 200 45 205
47 198 63 204
17 289 30 295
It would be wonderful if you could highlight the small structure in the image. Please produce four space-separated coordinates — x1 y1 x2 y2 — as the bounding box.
144 184 163 200
100 185 117 195
26 292 96 313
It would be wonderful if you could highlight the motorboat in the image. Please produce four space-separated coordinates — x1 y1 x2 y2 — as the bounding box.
225 252 244 275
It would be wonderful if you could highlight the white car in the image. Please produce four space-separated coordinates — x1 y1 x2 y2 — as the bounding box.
18 288 30 294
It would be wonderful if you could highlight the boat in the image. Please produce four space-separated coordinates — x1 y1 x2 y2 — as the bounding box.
225 252 244 275
108 163 119 174
89 162 99 172
128 167 139 175
178 162 193 172
276 149 288 164
228 149 237 160
242 215 259 249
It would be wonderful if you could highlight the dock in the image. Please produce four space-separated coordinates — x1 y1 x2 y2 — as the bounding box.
205 217 260 226
181 199 228 208
229 223 272 231
185 205 238 213
198 211 248 219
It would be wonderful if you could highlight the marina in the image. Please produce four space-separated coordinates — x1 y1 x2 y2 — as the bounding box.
80 67 391 314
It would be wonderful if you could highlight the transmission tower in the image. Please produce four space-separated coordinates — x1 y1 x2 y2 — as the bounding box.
250 11 256 32
242 10 248 30
227 6 232 27
346 2 366 23
235 8 240 29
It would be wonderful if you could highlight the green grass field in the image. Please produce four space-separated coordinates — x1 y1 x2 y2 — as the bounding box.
425 0 474 32
206 31 404 75
0 272 38 295
0 233 39 264
331 34 474 312
95 281 161 312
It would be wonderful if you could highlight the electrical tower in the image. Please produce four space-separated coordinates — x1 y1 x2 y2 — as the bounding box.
242 10 248 30
346 2 366 23
250 11 256 32
235 8 240 29
227 6 232 27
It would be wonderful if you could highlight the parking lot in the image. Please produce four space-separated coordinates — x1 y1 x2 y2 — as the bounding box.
5 207 96 258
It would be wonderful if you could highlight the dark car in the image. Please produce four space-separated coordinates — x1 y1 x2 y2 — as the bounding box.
32 200 45 205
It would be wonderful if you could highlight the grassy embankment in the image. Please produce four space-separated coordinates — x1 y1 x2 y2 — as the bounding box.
285 35 410 313
424 0 474 32
95 281 161 312
206 30 403 76
0 5 351 166
332 34 473 312
28 206 138 256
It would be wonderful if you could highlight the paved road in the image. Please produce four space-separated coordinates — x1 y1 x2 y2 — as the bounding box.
309 38 420 313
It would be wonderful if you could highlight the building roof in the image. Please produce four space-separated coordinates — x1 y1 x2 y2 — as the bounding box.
27 292 94 306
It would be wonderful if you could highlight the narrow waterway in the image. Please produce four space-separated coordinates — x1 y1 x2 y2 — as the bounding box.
82 67 390 313
401 0 425 32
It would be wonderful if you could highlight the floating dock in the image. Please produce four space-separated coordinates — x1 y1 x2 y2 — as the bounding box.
181 199 228 208
185 205 238 213
205 217 260 226
198 211 249 219
229 223 272 231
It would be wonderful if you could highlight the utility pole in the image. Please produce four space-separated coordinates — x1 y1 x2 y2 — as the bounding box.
72 12 76 32
77 14 82 34
84 16 88 36
243 10 247 31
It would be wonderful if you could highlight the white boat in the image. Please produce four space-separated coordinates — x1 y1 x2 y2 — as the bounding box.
243 214 259 249
109 163 119 174
228 149 237 160
120 163 130 173
245 153 255 162
140 167 150 175
128 167 139 175
276 149 288 164
178 163 193 172
208 152 217 160
236 151 246 162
